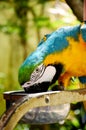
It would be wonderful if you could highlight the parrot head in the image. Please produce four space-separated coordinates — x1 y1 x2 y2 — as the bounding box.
22 63 63 93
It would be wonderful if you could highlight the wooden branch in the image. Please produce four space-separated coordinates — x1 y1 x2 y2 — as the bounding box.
65 0 83 22
83 0 86 21
0 89 86 130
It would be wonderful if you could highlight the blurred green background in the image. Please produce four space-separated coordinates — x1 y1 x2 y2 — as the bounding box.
0 0 85 129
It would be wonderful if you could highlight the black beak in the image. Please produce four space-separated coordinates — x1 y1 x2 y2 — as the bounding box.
23 82 50 93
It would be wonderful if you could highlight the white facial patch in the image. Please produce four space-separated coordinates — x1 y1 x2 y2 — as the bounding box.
30 64 45 82
22 65 56 88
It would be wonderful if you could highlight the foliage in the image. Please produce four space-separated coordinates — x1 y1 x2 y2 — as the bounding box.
14 124 30 130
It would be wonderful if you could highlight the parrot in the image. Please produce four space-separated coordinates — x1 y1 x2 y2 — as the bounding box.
18 22 86 93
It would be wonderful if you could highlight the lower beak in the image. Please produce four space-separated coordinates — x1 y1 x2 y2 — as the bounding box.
22 81 50 93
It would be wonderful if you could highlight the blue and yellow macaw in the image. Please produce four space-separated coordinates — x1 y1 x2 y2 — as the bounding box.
18 23 86 93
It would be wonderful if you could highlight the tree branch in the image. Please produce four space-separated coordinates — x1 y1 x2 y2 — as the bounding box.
65 0 83 22
0 89 86 130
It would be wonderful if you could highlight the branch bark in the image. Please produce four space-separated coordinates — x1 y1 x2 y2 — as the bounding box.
0 89 86 130
65 0 83 22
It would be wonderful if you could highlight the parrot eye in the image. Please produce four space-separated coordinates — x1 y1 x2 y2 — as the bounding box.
30 64 46 82
35 68 39 73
